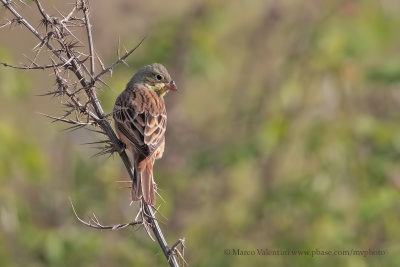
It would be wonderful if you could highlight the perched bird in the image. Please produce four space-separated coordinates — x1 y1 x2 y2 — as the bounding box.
113 63 177 206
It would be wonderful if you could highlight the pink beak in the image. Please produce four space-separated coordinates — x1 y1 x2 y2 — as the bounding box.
165 80 178 91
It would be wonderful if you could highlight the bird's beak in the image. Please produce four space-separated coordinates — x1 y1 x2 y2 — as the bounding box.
165 80 178 91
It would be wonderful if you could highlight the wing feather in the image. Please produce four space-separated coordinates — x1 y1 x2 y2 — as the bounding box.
113 84 167 159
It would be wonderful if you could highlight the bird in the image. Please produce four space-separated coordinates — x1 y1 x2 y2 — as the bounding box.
113 63 177 206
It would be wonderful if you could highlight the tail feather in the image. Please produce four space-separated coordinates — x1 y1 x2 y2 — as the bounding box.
131 165 142 201
138 159 156 206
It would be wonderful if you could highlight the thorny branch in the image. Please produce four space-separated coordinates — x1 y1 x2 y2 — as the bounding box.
93 37 145 81
1 62 59 69
0 1 183 266
70 200 143 230
81 0 94 77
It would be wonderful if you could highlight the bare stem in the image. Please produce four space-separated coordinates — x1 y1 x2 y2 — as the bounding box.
70 199 143 230
93 37 145 81
0 62 67 70
81 0 95 78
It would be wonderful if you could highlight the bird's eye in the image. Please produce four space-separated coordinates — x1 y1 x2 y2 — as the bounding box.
156 74 163 81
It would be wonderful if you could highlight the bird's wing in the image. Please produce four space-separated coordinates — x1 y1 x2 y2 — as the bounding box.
144 107 167 157
113 84 166 158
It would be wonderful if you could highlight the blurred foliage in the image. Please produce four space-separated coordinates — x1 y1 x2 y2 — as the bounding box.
1 0 400 266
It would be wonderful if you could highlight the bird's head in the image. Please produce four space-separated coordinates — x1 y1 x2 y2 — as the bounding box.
129 63 177 97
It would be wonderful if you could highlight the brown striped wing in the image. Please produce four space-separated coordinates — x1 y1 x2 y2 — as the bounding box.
113 84 167 159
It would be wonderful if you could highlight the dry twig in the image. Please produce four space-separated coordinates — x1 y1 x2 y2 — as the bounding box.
70 199 143 230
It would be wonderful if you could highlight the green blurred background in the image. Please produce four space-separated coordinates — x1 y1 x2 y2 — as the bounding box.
1 0 400 266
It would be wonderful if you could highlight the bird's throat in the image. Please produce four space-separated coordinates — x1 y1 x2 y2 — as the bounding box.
140 82 167 97
155 87 168 97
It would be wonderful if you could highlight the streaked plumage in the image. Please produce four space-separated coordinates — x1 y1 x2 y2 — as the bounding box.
113 63 177 206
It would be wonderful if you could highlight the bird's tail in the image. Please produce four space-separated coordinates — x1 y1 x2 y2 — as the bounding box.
132 158 156 206
131 165 142 202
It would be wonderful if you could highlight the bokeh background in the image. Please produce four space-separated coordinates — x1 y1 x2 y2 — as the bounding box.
1 0 400 266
